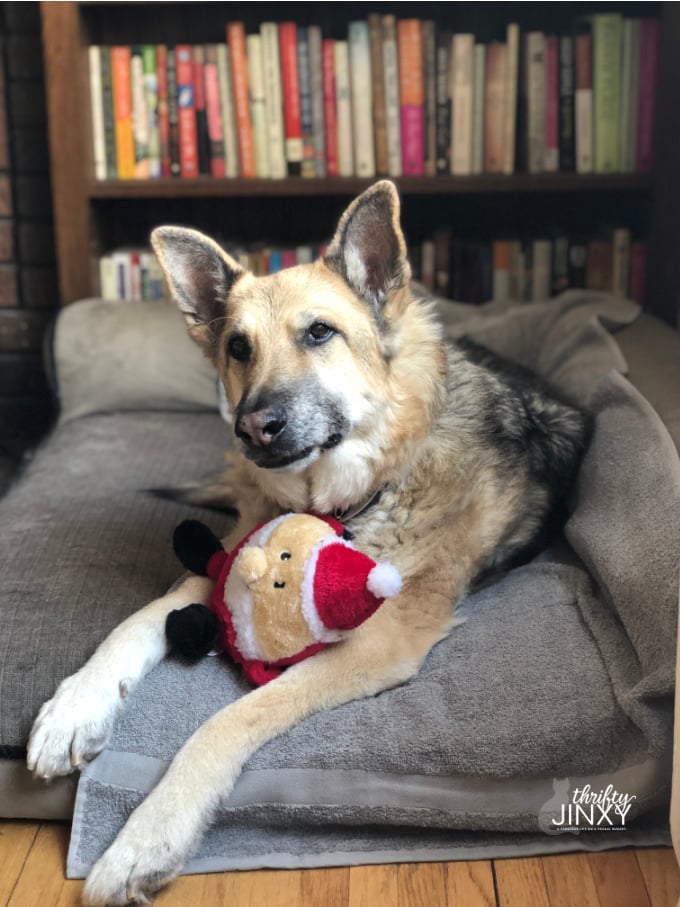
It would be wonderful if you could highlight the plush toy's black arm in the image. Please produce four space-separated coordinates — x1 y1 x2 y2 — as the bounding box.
166 604 219 660
173 520 224 576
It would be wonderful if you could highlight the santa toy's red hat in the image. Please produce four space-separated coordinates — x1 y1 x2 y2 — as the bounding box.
300 535 402 643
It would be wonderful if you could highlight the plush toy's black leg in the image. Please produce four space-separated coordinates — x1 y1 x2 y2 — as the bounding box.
165 604 219 660
173 520 224 576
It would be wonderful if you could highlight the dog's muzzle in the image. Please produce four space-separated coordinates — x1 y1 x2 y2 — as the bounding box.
235 407 287 448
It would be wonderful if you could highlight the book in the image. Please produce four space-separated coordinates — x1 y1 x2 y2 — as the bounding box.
98 48 117 180
261 23 287 179
421 240 435 291
531 239 552 301
334 41 354 176
552 236 569 295
192 47 210 175
435 29 451 175
175 45 199 178
349 21 375 177
636 18 659 172
484 42 505 174
131 46 150 178
397 19 424 176
217 44 239 178
544 36 559 172
471 43 485 175
558 36 575 171
502 23 520 175
143 45 160 178
629 241 647 305
166 48 180 176
592 13 623 173
585 240 613 291
434 230 452 297
492 241 510 302
99 254 116 299
227 22 256 178
611 227 631 297
156 45 171 177
450 33 474 175
621 19 641 173
382 15 402 177
423 20 437 177
568 241 587 287
526 32 545 173
309 26 326 178
279 22 303 175
204 45 226 178
297 28 315 178
88 46 106 180
322 39 339 177
574 26 593 173
368 14 388 175
111 46 135 178
246 34 270 177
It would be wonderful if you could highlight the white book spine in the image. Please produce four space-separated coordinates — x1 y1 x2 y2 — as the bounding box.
503 23 520 174
99 254 116 300
309 26 326 178
450 34 474 175
349 22 375 178
217 44 240 178
527 32 545 174
382 16 402 177
334 41 354 176
88 46 106 180
471 44 486 175
260 24 287 179
246 35 270 177
575 86 593 173
493 267 510 303
612 228 631 297
532 239 552 301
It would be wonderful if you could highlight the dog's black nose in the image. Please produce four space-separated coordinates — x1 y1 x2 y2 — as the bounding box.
236 407 288 447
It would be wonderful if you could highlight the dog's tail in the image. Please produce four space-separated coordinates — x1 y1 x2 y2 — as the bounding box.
148 479 240 516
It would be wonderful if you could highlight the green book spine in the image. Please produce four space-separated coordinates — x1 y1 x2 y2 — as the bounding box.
100 47 117 179
593 13 622 173
142 44 160 177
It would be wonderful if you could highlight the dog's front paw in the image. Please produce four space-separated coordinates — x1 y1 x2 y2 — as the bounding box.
27 671 122 779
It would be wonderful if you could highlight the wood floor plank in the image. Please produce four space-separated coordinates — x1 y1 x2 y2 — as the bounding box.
7 823 83 907
586 850 651 907
398 862 449 907
348 864 398 907
220 868 304 907
0 821 40 906
541 853 600 907
446 860 496 906
494 857 550 907
635 848 680 907
300 867 350 907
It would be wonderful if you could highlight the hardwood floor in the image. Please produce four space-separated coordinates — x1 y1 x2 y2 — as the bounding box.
1 821 678 907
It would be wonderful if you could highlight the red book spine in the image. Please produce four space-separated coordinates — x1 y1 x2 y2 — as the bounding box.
204 48 225 178
544 36 559 171
175 45 199 178
322 39 339 177
575 34 592 90
636 18 659 172
279 21 303 175
397 19 424 176
156 45 171 177
227 22 255 178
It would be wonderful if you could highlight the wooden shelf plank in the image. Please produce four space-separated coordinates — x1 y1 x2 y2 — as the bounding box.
88 173 653 200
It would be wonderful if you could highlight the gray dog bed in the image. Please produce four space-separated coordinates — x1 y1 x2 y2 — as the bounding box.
0 290 677 876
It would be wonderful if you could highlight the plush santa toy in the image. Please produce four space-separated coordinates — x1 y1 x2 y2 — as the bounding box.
166 513 402 686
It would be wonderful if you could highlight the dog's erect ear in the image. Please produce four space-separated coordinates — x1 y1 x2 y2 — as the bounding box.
151 226 245 355
323 180 410 314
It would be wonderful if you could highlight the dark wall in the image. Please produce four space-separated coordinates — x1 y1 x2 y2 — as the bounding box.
0 2 58 486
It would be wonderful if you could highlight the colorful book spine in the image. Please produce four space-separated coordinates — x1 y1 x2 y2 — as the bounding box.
368 14 388 175
471 43 485 175
397 19 424 176
334 41 354 176
484 42 505 174
111 46 135 179
322 39 339 177
620 19 640 173
246 34 270 177
260 24 287 179
636 18 659 172
166 50 180 176
382 15 402 178
156 45 171 177
131 46 150 178
175 45 199 178
526 32 545 173
193 46 210 175
575 28 593 173
89 46 106 179
435 29 451 175
559 35 575 171
204 45 226 178
279 22 303 176
143 45 160 178
227 22 255 178
297 27 315 178
502 23 520 175
544 36 559 172
593 13 622 173
423 20 437 177
450 33 475 175
349 21 375 178
309 26 326 178
99 48 117 179
217 44 239 178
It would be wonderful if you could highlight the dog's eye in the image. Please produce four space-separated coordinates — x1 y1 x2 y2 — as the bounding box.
280 552 291 560
305 322 335 346
227 334 251 362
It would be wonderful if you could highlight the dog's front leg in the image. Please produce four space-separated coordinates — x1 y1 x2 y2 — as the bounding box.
82 602 453 906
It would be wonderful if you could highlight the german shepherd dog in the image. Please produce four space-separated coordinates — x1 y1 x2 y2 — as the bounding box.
27 182 587 905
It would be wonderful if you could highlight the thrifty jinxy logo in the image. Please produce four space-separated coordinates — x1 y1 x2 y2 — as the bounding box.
538 779 637 835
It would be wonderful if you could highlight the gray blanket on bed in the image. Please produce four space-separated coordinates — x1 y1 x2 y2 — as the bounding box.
67 291 679 877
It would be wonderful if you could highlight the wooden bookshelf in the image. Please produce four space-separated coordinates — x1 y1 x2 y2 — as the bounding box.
40 2 680 325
